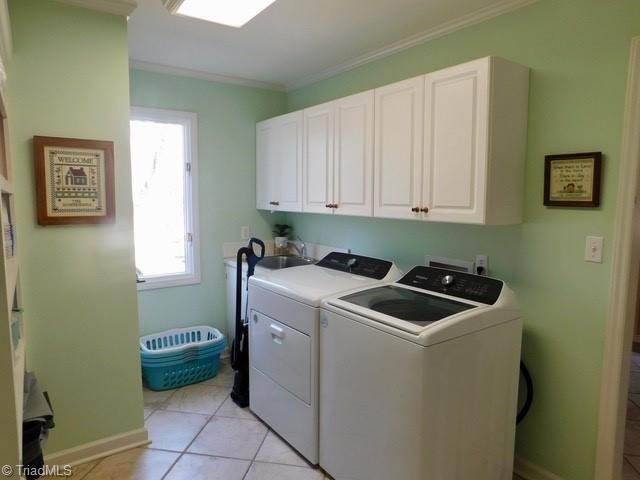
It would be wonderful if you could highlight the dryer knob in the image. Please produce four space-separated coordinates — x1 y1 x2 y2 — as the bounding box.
441 275 455 286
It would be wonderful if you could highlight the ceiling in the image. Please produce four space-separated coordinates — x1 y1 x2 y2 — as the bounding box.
127 0 535 91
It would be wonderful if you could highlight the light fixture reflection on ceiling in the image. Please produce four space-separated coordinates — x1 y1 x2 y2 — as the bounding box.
164 0 277 28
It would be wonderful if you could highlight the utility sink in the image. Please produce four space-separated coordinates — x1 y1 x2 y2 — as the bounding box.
258 255 316 270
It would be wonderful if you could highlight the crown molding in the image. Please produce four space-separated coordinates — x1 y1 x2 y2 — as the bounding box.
56 0 137 16
127 0 536 93
285 0 539 91
129 59 286 92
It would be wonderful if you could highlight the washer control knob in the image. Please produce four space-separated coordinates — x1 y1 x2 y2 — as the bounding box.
441 275 455 286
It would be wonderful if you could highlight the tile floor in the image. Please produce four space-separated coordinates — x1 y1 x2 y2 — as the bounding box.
46 358 526 479
625 352 640 479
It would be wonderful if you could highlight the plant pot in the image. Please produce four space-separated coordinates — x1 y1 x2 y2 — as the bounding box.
274 236 288 250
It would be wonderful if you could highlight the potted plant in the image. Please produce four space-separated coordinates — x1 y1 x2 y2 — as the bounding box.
272 224 292 252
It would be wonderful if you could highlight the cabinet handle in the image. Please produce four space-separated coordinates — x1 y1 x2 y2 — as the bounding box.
420 207 429 213
325 204 332 208
411 206 420 212
269 201 280 206
331 203 338 209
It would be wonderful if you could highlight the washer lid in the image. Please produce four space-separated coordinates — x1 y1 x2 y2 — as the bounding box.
250 262 401 307
339 285 476 325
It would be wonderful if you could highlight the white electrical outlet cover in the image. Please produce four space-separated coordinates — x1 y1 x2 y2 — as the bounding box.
241 226 250 240
474 255 488 276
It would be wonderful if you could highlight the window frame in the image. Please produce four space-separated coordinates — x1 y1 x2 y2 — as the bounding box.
130 106 200 291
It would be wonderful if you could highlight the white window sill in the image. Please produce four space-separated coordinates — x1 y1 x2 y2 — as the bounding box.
137 274 201 291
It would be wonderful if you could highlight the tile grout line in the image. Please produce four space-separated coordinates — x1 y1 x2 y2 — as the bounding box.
75 459 100 480
241 422 270 480
160 389 232 480
627 455 640 475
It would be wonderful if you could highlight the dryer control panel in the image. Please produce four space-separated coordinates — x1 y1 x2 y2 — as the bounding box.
316 252 394 280
398 266 503 305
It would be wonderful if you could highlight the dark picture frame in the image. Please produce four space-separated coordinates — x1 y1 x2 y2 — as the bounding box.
543 152 602 208
34 136 115 225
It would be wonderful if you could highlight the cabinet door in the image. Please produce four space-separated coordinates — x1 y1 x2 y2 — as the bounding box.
373 77 424 219
274 111 303 212
257 112 303 212
423 58 489 223
303 102 334 214
256 119 277 210
334 91 374 217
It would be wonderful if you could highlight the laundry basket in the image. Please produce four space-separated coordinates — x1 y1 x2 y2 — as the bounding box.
140 326 225 391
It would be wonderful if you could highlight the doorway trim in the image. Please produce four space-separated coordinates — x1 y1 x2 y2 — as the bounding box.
595 36 640 480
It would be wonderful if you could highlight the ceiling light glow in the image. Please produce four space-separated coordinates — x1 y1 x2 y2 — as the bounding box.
170 0 277 28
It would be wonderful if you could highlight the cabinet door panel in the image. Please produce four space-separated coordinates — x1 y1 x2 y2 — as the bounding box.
334 91 373 217
374 77 424 220
303 103 334 214
423 59 489 223
274 111 303 212
256 120 276 210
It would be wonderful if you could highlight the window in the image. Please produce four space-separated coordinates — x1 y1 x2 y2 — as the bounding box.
130 107 199 289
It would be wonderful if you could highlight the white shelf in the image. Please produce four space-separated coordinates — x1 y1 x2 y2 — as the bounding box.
0 174 12 194
13 335 23 399
12 335 24 456
5 255 16 301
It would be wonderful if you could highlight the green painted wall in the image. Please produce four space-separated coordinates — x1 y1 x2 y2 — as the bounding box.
7 0 143 453
285 1 640 479
129 70 285 336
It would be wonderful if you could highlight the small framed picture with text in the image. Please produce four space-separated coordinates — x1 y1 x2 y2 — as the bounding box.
543 152 602 208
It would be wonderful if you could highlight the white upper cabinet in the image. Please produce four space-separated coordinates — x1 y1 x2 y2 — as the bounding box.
303 102 334 214
257 56 529 225
422 57 529 224
333 91 374 217
373 76 424 220
302 91 374 217
423 59 489 223
256 111 303 212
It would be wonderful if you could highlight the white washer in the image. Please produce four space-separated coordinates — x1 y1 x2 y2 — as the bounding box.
320 266 522 480
248 252 401 464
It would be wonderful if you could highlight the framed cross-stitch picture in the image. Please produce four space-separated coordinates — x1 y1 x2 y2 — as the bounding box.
543 152 602 208
33 136 115 225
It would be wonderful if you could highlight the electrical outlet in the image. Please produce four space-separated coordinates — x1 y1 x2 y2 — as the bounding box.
585 236 604 263
241 226 250 240
475 255 488 276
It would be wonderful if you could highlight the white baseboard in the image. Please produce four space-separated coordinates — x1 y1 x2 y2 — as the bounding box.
515 455 565 480
45 428 149 467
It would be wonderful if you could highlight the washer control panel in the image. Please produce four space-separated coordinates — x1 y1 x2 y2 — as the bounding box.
398 266 504 305
316 252 393 280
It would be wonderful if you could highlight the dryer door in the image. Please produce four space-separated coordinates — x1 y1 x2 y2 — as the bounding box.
250 310 311 404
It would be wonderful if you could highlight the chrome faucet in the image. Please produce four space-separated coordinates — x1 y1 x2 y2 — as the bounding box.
287 236 307 258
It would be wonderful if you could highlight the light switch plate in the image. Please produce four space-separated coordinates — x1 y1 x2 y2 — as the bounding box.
241 226 250 240
585 236 604 263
